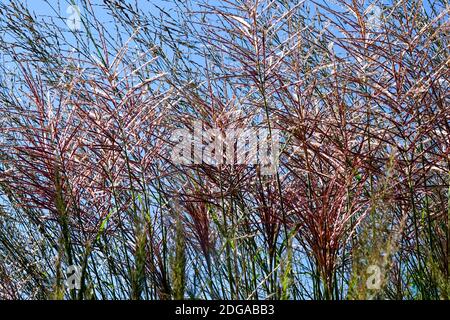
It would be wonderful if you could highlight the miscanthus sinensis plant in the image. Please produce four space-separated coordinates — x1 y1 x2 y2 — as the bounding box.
0 0 449 300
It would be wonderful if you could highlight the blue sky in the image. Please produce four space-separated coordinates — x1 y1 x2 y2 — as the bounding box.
6 0 437 22
1 0 440 72
6 0 438 44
